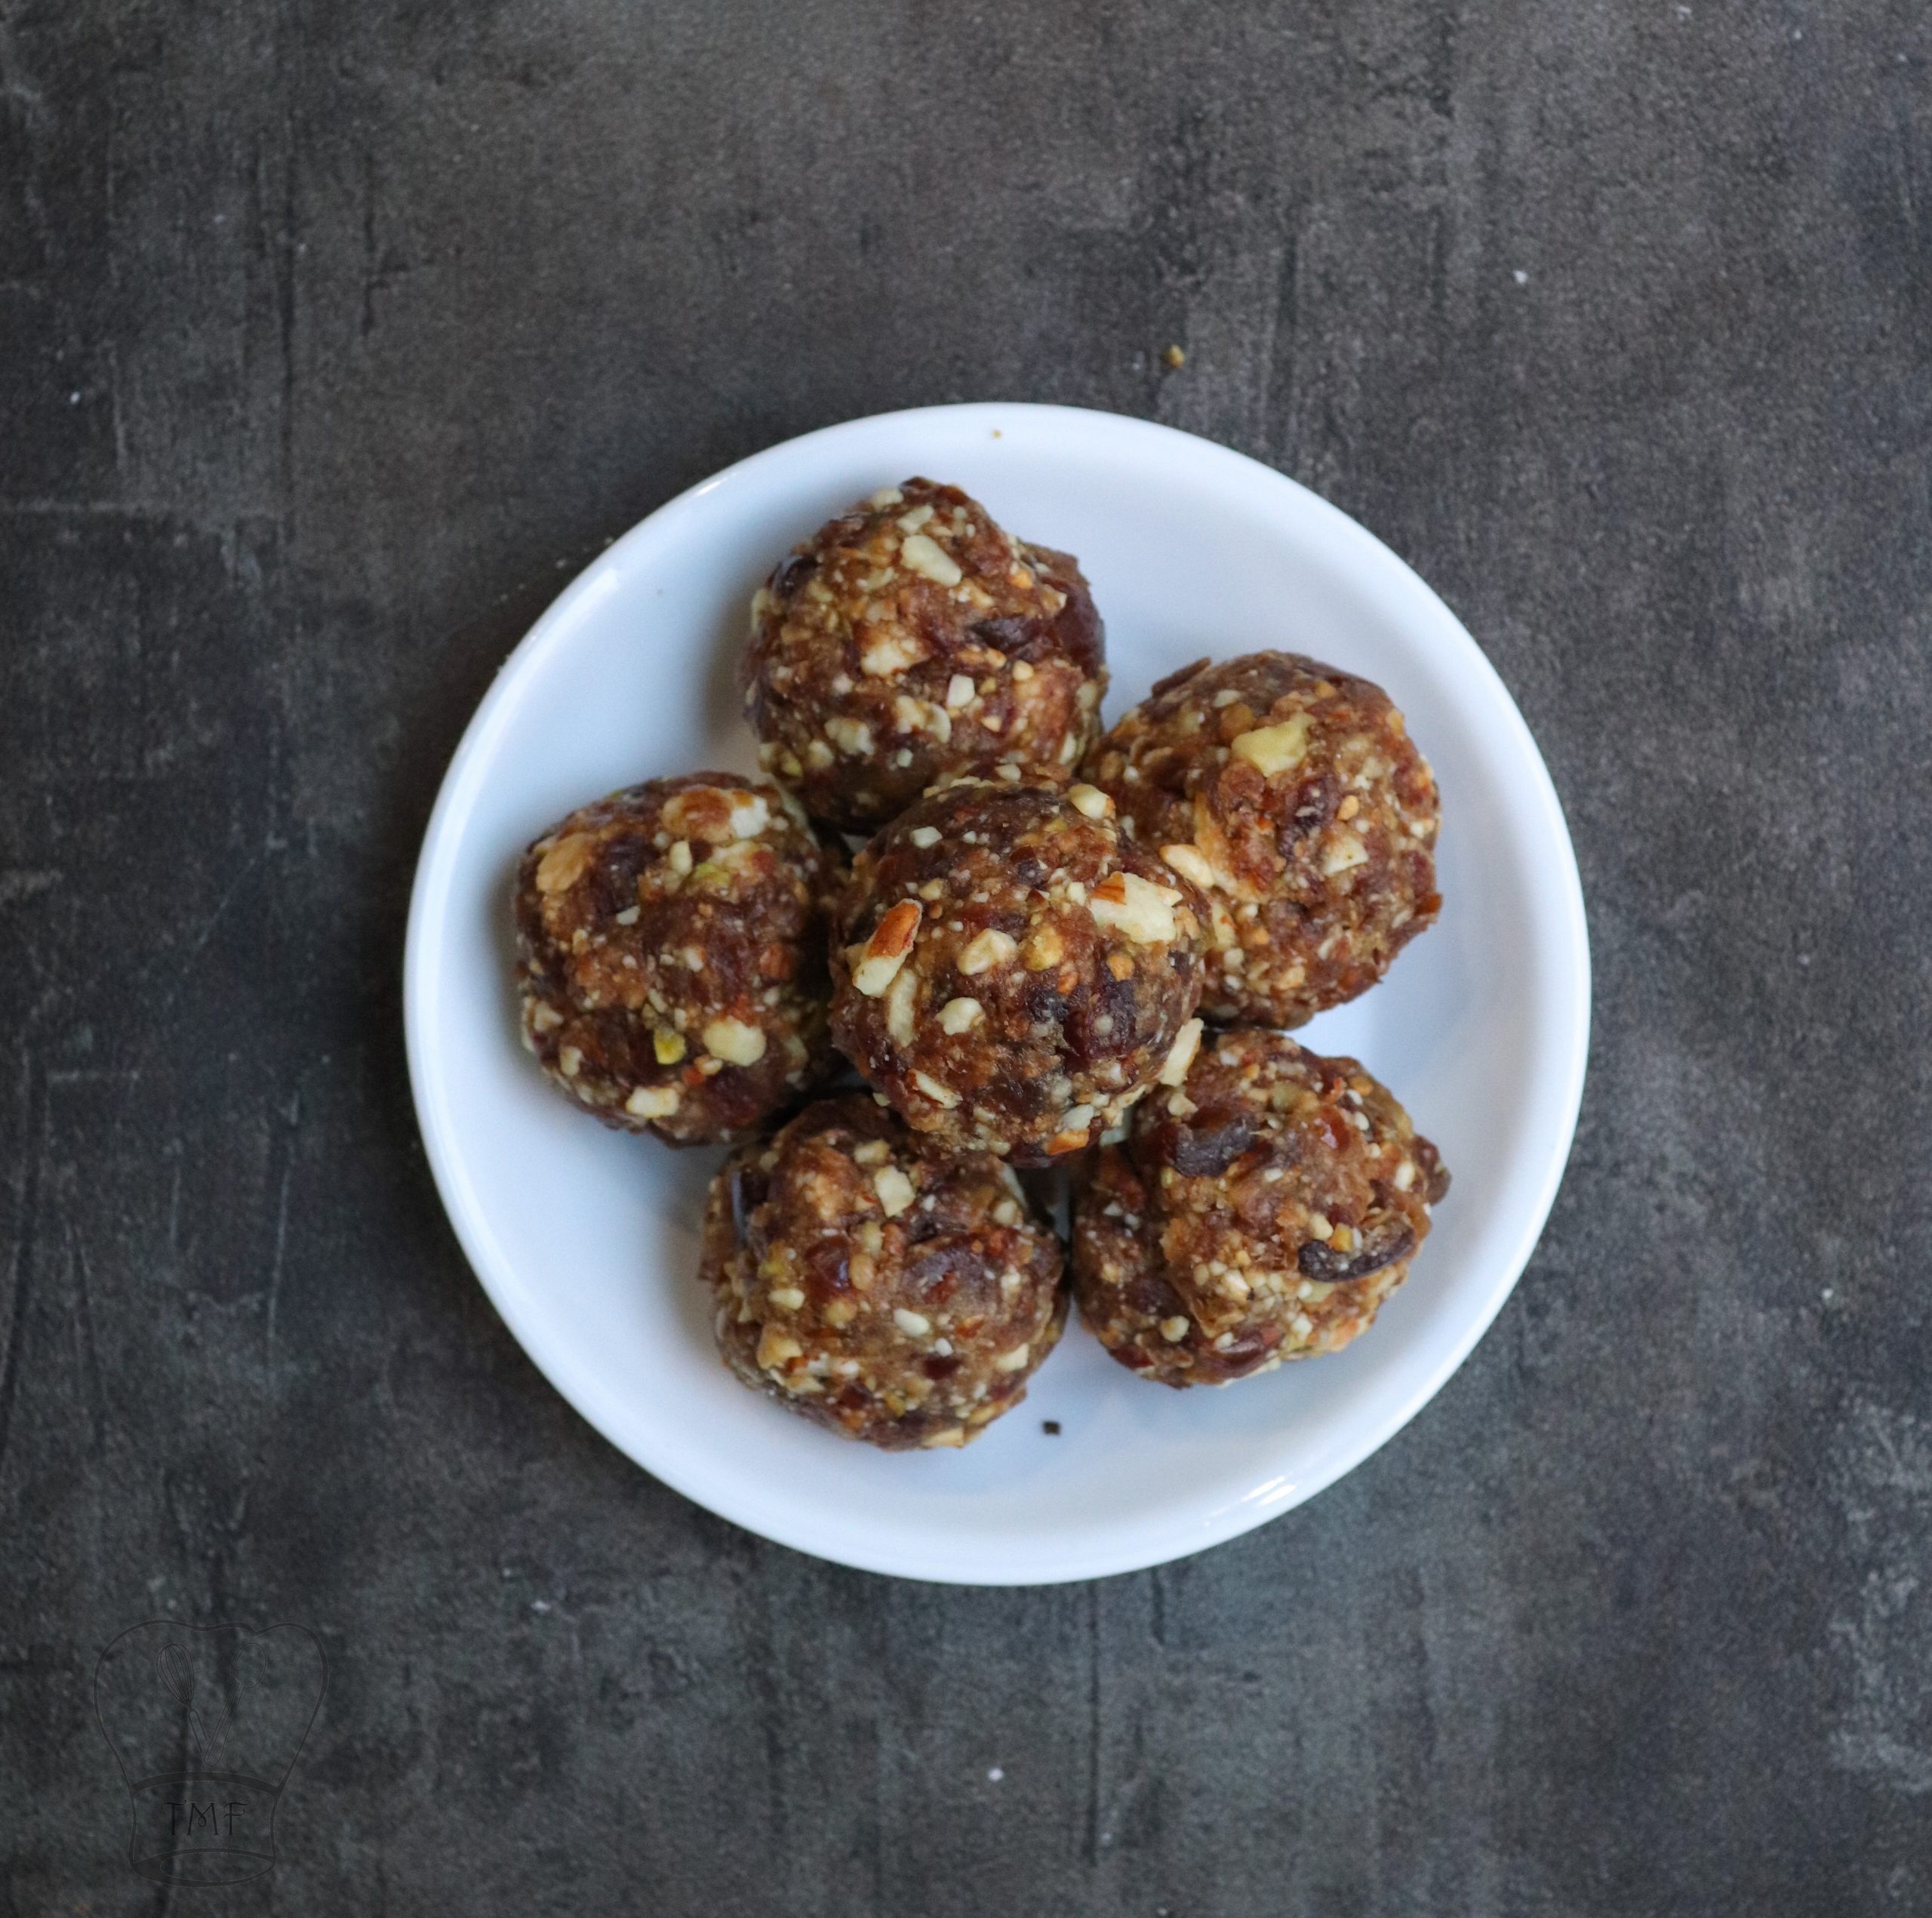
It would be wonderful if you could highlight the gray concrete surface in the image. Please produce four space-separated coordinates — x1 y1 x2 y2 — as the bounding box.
4 1 1929 1911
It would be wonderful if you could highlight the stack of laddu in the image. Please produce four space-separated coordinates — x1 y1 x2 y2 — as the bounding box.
513 478 1450 1451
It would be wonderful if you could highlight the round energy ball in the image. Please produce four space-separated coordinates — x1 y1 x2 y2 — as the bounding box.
1071 1027 1448 1387
742 477 1107 833
1081 651 1440 1027
829 778 1208 1165
514 774 841 1144
700 1094 1068 1449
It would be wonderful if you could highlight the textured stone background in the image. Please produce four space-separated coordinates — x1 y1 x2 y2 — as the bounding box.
3 2 1928 1912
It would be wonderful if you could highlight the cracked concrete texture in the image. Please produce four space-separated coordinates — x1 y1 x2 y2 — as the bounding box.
2 1 1929 1912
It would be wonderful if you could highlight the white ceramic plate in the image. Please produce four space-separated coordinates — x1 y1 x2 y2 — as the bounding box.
405 403 1589 1585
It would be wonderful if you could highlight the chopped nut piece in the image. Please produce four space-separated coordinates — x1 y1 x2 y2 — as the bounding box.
912 1070 961 1108
900 532 964 586
1230 713 1312 778
757 1325 804 1369
1158 1017 1204 1086
993 1344 1032 1372
653 1029 687 1066
661 787 734 841
702 1017 767 1066
893 1307 932 1337
874 1166 916 1217
885 968 918 1046
1321 832 1371 876
852 899 923 996
946 673 977 711
861 630 928 677
536 833 594 894
624 1084 681 1119
727 794 771 839
1068 783 1115 820
958 928 1019 976
909 825 941 848
940 996 983 1034
1160 843 1217 891
1089 870 1183 944
1023 924 1066 971
1160 1316 1191 1342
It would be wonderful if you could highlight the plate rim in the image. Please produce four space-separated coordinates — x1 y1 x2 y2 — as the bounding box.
403 400 1592 1585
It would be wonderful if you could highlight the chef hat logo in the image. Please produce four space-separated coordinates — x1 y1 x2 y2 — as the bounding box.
94 1621 326 1886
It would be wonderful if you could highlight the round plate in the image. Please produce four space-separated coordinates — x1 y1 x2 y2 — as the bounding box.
405 403 1589 1585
